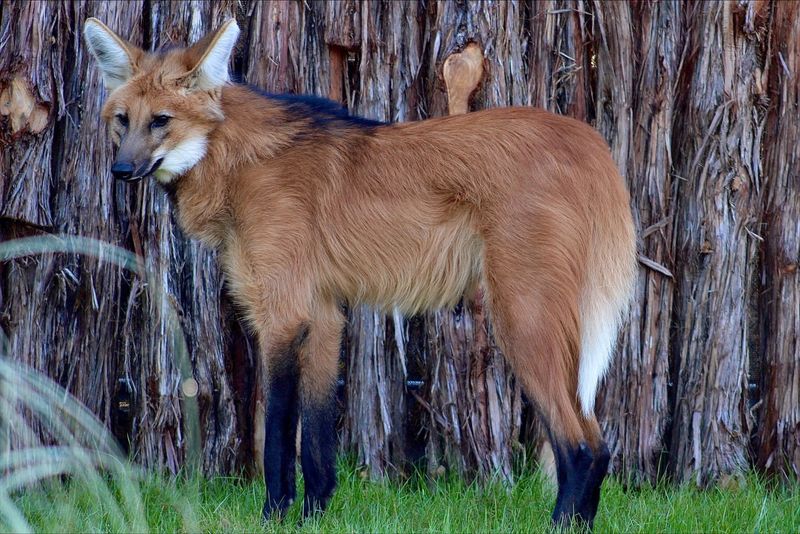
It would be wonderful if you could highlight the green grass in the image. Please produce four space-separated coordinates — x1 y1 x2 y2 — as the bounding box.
4 237 797 533
11 461 800 533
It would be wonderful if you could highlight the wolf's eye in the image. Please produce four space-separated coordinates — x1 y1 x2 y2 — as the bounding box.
151 115 171 129
116 113 129 128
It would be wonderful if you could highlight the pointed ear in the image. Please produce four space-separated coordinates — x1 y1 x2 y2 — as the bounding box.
83 18 140 91
182 19 240 91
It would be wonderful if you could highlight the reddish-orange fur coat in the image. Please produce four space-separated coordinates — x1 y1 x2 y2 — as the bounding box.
170 87 636 443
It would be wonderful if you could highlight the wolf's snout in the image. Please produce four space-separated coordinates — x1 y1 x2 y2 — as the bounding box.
111 158 164 182
110 161 137 182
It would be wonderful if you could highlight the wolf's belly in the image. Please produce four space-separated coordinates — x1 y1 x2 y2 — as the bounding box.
321 207 484 315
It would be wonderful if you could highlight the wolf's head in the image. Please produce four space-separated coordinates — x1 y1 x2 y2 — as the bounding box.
83 18 239 184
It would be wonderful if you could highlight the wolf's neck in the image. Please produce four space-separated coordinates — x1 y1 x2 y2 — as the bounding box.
208 85 301 168
170 86 297 246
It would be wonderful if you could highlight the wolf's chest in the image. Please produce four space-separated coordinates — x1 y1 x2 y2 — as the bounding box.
172 179 229 249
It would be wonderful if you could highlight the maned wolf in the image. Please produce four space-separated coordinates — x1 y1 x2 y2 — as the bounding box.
84 17 636 529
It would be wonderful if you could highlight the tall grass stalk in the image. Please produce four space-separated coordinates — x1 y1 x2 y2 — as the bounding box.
0 235 200 532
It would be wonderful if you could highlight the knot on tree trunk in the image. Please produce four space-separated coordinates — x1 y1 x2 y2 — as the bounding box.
0 77 50 138
443 43 484 116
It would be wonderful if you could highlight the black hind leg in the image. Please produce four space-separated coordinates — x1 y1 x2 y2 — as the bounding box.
261 343 302 520
551 440 594 527
582 441 611 524
549 431 610 530
300 388 338 516
298 304 344 518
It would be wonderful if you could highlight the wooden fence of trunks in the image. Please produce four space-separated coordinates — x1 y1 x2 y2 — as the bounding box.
1 0 798 485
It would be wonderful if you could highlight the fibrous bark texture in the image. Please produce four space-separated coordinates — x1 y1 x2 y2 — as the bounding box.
2 0 799 486
757 0 800 480
593 0 680 483
670 0 768 485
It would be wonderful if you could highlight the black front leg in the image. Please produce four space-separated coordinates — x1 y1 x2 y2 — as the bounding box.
300 388 338 517
262 359 300 520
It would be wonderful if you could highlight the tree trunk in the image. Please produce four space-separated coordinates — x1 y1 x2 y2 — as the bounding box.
418 0 529 483
669 0 768 486
0 0 133 456
527 0 591 119
593 0 682 483
2 0 799 487
757 0 800 480
140 0 241 475
0 0 60 227
339 0 425 478
245 0 330 96
523 0 592 477
342 307 408 477
0 0 244 475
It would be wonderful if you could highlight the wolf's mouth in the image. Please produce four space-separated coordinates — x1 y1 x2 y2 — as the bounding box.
120 158 164 183
128 158 164 182
144 158 164 178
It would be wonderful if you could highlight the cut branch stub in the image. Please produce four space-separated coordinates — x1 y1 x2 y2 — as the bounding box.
0 78 50 136
443 43 484 116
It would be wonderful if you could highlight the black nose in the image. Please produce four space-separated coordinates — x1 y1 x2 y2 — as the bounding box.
110 162 135 181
